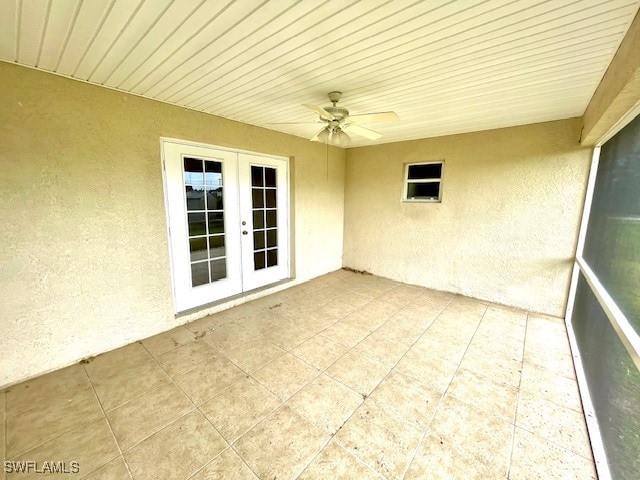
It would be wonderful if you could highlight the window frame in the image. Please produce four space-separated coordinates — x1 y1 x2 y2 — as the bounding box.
402 161 444 203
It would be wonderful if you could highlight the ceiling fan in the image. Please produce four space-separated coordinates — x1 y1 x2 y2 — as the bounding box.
296 91 399 145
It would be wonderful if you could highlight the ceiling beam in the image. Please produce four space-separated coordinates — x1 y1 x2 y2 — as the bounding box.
581 8 640 145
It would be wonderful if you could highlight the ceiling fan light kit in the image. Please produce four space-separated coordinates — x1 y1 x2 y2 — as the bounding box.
299 92 399 146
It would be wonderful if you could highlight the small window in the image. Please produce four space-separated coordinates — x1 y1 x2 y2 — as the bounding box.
403 161 443 202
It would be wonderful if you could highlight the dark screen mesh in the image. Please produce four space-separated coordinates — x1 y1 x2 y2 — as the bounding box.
582 114 640 330
572 275 640 479
572 113 640 479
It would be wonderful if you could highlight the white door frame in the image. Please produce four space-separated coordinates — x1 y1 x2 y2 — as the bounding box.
160 137 290 313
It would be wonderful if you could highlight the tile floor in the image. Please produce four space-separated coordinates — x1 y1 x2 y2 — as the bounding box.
1 270 596 479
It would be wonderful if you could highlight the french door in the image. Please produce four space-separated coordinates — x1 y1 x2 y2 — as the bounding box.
161 139 289 312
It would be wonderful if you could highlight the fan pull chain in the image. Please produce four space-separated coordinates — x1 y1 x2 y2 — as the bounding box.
326 138 329 181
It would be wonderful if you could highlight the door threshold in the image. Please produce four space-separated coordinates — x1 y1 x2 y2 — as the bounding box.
175 277 295 319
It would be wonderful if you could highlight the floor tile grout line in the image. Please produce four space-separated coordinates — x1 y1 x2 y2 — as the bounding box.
80 365 134 480
5 385 107 459
518 371 584 414
159 347 276 477
309 293 458 479
197 277 394 356
238 283 410 395
248 358 324 404
115 408 199 456
169 323 334 455
184 446 239 480
309 286 433 371
225 400 281 448
6 423 105 462
295 439 384 480
82 346 172 413
515 315 594 463
136 341 262 480
400 301 489 480
277 413 334 480
150 335 254 382
99 377 179 415
226 280 412 479
290 333 399 476
506 311 529 480
512 422 596 462
224 382 329 479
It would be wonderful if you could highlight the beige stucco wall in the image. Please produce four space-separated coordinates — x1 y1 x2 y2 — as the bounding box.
0 62 345 388
343 119 591 317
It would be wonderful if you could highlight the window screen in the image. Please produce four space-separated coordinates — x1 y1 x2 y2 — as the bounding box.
569 112 640 479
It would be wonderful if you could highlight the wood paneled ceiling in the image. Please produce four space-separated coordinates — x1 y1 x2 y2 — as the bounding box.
1 0 639 147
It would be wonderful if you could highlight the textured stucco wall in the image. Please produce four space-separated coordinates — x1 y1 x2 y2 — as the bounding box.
0 62 345 387
343 119 591 317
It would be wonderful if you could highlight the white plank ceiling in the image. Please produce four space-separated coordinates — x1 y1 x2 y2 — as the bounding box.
1 0 639 147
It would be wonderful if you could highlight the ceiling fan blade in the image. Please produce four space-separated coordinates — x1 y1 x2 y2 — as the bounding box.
303 104 335 120
347 111 399 124
267 121 323 124
343 123 382 140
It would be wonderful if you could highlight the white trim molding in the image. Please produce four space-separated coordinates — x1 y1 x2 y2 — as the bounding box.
576 257 640 370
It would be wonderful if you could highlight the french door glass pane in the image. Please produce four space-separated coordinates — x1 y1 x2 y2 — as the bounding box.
189 238 207 262
251 166 264 187
190 261 209 287
253 230 265 250
185 186 205 210
252 188 264 208
251 166 278 270
266 229 277 248
208 212 224 234
204 160 222 185
254 251 265 270
265 168 276 187
184 157 204 185
266 210 277 228
183 157 227 286
267 249 277 267
208 235 225 258
188 212 206 236
253 210 264 229
582 114 640 331
265 189 277 208
210 258 226 281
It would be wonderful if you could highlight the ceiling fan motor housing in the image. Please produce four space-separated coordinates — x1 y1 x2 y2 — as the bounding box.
322 106 349 121
328 91 342 104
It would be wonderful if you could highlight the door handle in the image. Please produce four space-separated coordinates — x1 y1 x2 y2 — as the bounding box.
242 230 248 235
